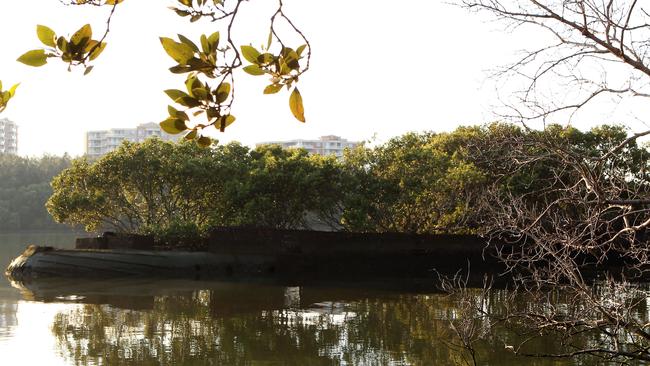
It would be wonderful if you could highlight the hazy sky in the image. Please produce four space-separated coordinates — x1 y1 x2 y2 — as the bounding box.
0 0 638 156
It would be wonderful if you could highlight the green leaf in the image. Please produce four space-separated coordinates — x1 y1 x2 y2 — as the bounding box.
160 118 188 134
263 83 282 94
200 34 210 54
17 49 48 67
281 48 300 70
84 39 98 52
8 83 19 97
266 29 273 50
192 87 209 100
243 65 265 76
197 136 212 147
285 54 300 70
206 107 220 120
280 61 292 75
177 34 199 52
217 114 236 132
184 129 198 140
257 53 274 65
169 65 193 74
56 37 68 53
88 42 106 61
70 24 92 48
168 105 189 121
289 87 305 122
207 32 220 50
240 45 261 64
174 9 190 17
186 58 214 72
185 75 203 95
37 25 56 48
296 44 307 57
178 96 201 108
164 89 192 102
214 82 231 103
160 37 194 64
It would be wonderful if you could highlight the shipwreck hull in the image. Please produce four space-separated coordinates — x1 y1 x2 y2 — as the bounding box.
6 246 273 282
5 228 504 282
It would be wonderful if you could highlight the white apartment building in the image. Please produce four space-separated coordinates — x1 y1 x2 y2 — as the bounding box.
257 135 360 158
85 122 181 159
0 118 18 155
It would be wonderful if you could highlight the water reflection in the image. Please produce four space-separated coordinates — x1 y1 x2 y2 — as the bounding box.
0 234 639 365
5 278 579 366
0 232 78 347
0 299 17 340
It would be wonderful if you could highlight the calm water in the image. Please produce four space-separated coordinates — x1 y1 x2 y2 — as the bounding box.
0 233 638 365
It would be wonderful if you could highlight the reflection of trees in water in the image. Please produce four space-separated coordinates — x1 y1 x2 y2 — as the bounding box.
441 285 650 366
52 297 338 365
0 300 18 338
51 288 591 365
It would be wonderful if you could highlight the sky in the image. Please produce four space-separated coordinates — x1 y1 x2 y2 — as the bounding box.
0 0 642 156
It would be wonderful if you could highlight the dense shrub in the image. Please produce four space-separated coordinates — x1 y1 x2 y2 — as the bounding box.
46 124 646 239
47 139 347 236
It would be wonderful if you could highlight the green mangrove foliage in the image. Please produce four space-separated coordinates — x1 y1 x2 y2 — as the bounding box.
340 132 486 234
0 154 71 231
48 139 242 234
45 124 648 238
46 139 343 235
235 145 344 229
338 123 650 235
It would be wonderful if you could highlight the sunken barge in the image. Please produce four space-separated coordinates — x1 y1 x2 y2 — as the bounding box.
6 227 500 282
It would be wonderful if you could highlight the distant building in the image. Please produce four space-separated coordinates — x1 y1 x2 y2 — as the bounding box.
85 122 181 159
257 135 361 158
0 118 18 154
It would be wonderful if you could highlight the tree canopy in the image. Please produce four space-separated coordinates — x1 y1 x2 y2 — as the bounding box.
45 124 642 239
0 154 72 231
47 138 345 237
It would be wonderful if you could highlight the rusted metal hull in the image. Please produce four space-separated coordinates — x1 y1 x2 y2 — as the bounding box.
6 229 503 282
6 245 273 282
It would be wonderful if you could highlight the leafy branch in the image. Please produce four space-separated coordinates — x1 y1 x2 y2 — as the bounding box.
160 0 310 145
14 0 310 145
0 80 19 114
17 1 118 74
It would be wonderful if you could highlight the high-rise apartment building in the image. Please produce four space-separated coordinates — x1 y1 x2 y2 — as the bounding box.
85 122 181 159
0 118 18 155
256 135 360 158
